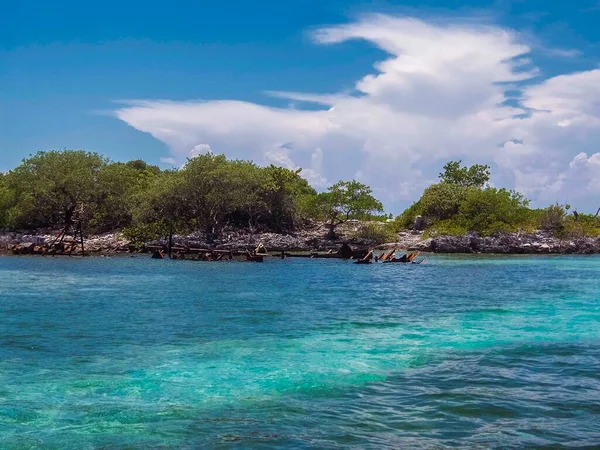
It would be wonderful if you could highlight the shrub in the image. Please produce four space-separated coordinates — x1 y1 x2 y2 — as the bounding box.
397 183 471 229
354 222 397 244
396 202 421 229
539 204 567 233
455 188 531 235
439 160 491 187
561 213 600 238
425 220 468 237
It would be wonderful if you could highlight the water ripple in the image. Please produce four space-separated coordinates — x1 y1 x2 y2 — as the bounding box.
0 255 599 448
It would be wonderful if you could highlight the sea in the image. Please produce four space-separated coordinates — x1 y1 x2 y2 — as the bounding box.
0 255 599 448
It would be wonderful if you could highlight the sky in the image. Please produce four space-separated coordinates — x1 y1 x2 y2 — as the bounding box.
2 0 600 213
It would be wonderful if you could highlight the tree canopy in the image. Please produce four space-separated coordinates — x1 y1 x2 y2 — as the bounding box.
397 160 600 237
3 151 107 230
313 180 384 238
0 150 382 242
4 151 599 241
0 151 161 233
121 153 322 242
439 160 491 187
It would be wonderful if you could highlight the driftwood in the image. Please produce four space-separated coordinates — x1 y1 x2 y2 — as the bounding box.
383 252 421 263
378 248 396 262
142 242 424 265
354 250 373 264
151 250 165 259
246 251 264 262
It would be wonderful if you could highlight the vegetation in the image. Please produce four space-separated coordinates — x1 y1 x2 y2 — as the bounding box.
439 160 490 187
397 182 470 228
537 204 600 238
0 151 162 233
309 180 384 238
3 151 599 242
0 150 384 243
353 222 397 244
398 160 600 238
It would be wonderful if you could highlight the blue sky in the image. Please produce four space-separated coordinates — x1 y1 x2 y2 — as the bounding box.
2 0 600 212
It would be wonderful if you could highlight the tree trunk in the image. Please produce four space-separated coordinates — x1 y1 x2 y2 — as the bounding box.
79 223 85 257
64 204 76 228
326 222 338 240
205 224 216 244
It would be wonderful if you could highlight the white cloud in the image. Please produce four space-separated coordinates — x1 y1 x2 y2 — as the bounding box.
114 15 600 212
501 69 600 203
188 144 212 158
160 157 177 165
263 145 328 187
546 152 600 202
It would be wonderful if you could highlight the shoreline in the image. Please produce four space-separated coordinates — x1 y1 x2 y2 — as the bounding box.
412 230 600 255
2 228 600 256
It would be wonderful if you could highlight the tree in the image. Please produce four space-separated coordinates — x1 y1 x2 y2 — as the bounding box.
261 165 316 232
125 159 161 176
315 180 384 238
398 182 471 228
179 153 242 242
124 154 321 242
0 173 9 228
0 152 159 233
457 187 530 234
3 151 108 230
439 160 491 187
539 203 567 232
89 161 161 231
126 170 189 243
1 150 394 240
224 160 268 232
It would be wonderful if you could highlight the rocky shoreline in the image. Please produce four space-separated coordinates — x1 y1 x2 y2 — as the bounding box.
2 227 600 256
414 231 600 254
0 223 374 255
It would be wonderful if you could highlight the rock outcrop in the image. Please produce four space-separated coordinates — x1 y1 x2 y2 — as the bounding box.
1 222 376 255
3 227 600 255
375 231 424 251
151 223 377 252
0 231 133 254
415 231 600 254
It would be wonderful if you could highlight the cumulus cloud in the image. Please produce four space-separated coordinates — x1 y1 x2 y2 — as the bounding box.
160 156 178 165
188 143 213 158
263 145 328 187
542 152 600 204
505 69 600 201
114 14 600 212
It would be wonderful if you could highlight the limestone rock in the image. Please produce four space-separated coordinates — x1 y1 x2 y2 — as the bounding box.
413 215 426 231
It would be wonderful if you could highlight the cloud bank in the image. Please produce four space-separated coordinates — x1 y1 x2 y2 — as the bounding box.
114 14 600 212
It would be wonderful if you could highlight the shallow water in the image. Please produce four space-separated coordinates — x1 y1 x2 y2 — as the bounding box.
0 255 599 448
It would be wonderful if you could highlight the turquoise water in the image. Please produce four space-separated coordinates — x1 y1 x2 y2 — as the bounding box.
1 255 599 448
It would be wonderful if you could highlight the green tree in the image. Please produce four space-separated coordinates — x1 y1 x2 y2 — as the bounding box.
224 161 268 232
125 159 161 176
539 203 567 232
261 165 316 232
126 170 189 243
125 154 320 243
0 173 9 228
398 182 471 228
439 160 491 187
456 187 530 234
179 153 242 241
3 150 108 230
315 180 384 238
89 161 160 231
354 222 397 244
